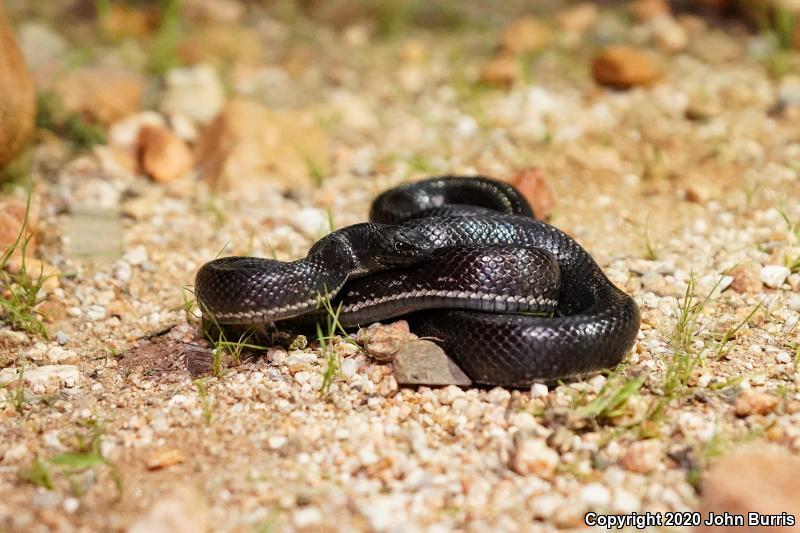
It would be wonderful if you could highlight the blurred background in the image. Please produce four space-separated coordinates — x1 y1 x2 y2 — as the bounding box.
2 3 800 531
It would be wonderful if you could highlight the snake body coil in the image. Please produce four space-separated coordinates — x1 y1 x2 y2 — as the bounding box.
195 176 640 387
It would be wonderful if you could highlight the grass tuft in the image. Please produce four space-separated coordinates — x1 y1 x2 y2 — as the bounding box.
147 0 184 74
175 285 200 324
649 275 716 421
3 363 29 413
198 296 267 377
577 374 646 421
194 378 214 425
642 215 660 261
713 300 764 360
0 193 49 338
19 457 54 490
315 294 348 396
19 418 123 501
303 153 327 188
36 91 106 149
314 290 360 396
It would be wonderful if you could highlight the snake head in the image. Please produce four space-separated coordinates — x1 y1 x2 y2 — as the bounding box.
372 225 434 268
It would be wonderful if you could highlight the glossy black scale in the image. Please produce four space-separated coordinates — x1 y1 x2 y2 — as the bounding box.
195 176 641 387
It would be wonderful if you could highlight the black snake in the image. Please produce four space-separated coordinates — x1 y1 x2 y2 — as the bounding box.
195 176 640 387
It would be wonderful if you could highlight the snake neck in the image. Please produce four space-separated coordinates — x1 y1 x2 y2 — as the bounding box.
308 222 402 279
306 226 375 280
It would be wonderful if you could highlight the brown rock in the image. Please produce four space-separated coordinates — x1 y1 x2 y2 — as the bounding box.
697 445 800 533
145 448 186 470
555 3 598 33
630 0 671 22
591 46 661 89
53 67 144 124
392 339 472 387
500 15 551 54
356 321 413 362
137 126 193 183
194 99 330 190
36 299 65 323
98 3 156 40
621 439 663 473
728 261 763 293
0 329 28 350
735 389 779 417
685 184 711 203
0 4 35 169
183 345 214 378
0 198 37 269
480 53 519 88
509 167 555 219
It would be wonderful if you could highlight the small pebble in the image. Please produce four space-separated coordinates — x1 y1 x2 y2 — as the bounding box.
579 483 611 508
63 497 80 513
622 439 663 473
761 265 790 289
530 383 549 397
340 357 358 378
293 507 322 528
290 207 328 238
487 387 511 405
268 435 288 450
55 331 69 345
511 438 559 478
86 305 107 321
735 389 779 417
729 261 763 293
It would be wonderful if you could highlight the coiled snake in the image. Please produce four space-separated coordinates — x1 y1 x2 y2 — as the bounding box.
195 176 640 387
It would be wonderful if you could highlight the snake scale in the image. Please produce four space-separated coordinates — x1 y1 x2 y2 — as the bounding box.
195 176 640 387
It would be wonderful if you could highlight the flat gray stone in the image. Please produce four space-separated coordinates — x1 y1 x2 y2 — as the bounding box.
392 339 472 387
62 208 122 260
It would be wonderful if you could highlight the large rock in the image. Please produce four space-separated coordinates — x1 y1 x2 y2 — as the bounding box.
500 15 551 54
194 99 330 190
0 197 37 267
697 445 800 532
392 339 472 386
0 4 35 169
509 167 555 220
480 53 519 88
591 46 661 89
137 125 194 183
160 64 226 124
53 67 144 125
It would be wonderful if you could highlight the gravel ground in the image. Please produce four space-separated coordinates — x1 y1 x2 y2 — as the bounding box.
1 2 800 532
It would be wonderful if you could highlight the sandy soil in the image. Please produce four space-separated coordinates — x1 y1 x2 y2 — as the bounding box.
1 2 800 532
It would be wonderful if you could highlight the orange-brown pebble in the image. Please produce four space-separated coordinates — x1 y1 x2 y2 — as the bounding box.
509 167 556 220
137 126 194 183
591 45 661 89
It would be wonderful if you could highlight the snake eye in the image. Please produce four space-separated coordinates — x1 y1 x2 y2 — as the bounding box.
394 240 413 253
